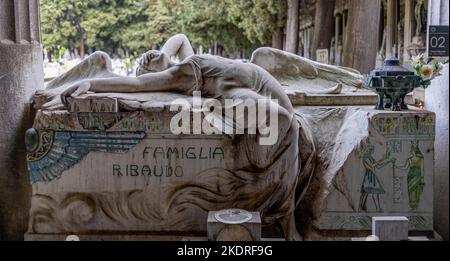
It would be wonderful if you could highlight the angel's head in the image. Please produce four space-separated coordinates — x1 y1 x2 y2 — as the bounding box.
137 50 173 75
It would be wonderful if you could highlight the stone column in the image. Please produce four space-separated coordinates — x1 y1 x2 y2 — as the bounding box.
0 0 43 240
403 0 414 64
425 0 449 241
342 10 347 47
386 0 398 57
334 14 341 65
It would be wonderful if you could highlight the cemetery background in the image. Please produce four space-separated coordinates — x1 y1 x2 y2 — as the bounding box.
0 0 448 241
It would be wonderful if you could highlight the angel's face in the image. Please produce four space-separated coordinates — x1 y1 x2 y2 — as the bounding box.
140 50 172 73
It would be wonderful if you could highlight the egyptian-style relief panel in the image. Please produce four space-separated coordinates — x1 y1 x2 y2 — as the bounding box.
318 111 435 231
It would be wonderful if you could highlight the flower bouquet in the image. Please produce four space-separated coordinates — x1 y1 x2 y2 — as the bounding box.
412 54 446 87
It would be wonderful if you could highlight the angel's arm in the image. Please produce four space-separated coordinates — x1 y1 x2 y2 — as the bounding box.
60 64 195 106
89 64 194 93
161 34 195 61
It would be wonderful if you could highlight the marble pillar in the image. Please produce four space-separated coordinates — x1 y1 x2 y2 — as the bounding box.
386 0 399 58
425 0 449 241
342 11 347 48
403 0 414 64
0 0 43 240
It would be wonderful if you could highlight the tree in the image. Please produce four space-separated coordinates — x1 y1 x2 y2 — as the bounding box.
146 0 179 50
176 0 258 57
40 0 289 59
226 0 286 49
41 0 149 59
311 0 335 60
343 0 381 73
40 0 90 60
272 25 284 50
285 0 299 54
82 0 150 57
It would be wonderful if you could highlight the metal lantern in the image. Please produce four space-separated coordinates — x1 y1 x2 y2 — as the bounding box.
366 57 422 111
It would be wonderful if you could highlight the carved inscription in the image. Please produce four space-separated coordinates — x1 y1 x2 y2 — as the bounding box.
112 145 225 178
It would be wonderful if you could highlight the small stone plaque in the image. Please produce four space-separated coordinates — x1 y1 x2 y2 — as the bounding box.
214 209 253 224
207 210 261 241
316 49 329 64
372 216 409 241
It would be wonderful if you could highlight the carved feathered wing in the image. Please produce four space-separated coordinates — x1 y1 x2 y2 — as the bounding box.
27 131 145 183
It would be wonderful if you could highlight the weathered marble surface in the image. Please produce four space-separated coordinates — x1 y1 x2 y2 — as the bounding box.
32 94 191 132
27 92 436 242
26 101 436 240
286 85 414 106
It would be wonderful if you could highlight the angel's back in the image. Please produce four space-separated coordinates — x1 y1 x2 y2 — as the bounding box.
180 54 294 113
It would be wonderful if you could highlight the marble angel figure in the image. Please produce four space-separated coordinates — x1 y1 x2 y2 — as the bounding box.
41 34 365 110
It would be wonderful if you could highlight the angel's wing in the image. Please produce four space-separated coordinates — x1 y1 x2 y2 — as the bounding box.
27 131 145 183
45 51 118 91
251 47 319 79
250 47 365 89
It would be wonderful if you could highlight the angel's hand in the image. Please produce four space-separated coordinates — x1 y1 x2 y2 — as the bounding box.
138 51 160 70
136 66 151 76
60 81 91 108
42 95 65 110
140 51 155 65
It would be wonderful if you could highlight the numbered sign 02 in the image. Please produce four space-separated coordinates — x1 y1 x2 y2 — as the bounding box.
428 25 449 57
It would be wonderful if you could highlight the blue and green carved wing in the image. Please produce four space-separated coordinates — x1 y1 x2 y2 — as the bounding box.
26 130 145 183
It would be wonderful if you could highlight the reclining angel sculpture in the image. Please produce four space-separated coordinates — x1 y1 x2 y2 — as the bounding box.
42 33 364 110
37 34 365 241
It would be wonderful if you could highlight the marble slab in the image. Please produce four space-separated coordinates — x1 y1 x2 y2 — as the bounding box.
26 99 299 238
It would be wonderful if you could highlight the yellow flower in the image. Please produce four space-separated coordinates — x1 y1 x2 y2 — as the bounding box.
412 54 424 66
420 65 434 80
413 57 422 66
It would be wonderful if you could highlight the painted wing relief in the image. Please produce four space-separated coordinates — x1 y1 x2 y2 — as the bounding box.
26 129 145 183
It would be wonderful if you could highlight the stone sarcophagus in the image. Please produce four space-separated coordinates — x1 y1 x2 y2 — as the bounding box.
25 95 299 240
26 39 441 240
316 108 435 234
